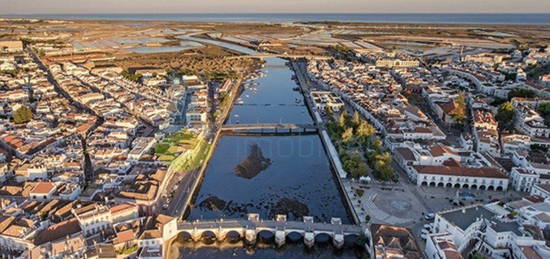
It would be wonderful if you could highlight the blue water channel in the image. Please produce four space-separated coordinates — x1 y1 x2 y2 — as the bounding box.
171 36 361 258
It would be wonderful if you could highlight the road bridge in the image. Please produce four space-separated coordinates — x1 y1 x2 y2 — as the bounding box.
220 123 319 135
176 214 366 248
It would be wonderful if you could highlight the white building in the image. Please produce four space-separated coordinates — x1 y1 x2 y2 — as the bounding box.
412 165 509 191
434 205 495 251
510 167 539 193
310 91 344 112
186 109 208 123
72 203 138 236
29 182 56 201
433 204 550 259
425 232 463 259
531 184 550 200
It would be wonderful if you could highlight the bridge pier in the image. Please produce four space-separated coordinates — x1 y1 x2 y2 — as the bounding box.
304 232 315 248
217 227 225 242
275 230 286 247
245 228 256 244
333 233 344 249
191 231 202 242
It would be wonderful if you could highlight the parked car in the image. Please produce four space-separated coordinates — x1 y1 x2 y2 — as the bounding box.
424 213 435 220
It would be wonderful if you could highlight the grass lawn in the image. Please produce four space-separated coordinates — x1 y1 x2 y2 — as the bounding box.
154 130 212 171
170 137 211 172
155 130 198 163
158 154 176 161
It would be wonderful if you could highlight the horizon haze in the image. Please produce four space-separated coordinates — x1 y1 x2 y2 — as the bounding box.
2 0 550 14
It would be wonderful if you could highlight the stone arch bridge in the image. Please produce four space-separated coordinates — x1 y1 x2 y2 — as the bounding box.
176 214 367 248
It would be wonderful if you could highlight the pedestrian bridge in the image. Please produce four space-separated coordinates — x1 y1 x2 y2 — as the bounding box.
176 214 366 248
221 123 319 135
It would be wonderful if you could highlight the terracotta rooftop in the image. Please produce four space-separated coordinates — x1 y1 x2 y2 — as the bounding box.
31 182 56 194
34 218 82 245
430 144 458 157
113 229 135 245
51 236 85 256
110 203 136 215
395 147 415 161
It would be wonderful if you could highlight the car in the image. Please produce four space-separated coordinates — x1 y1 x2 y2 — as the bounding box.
421 229 430 235
423 224 432 229
420 233 427 240
424 213 435 220
162 204 169 210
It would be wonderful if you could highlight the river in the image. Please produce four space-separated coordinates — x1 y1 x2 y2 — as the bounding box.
171 35 364 258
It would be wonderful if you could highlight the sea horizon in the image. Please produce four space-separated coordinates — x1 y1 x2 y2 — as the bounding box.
1 13 550 25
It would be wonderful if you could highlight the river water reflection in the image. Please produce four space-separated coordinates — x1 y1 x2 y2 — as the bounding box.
188 135 350 222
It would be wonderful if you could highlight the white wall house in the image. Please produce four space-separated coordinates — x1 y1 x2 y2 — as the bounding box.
412 165 509 191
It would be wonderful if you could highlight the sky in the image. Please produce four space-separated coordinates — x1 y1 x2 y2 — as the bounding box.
1 0 550 14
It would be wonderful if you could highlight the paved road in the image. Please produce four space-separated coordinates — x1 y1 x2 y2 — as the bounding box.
163 168 200 216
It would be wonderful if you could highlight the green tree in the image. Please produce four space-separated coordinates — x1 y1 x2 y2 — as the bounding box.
12 105 32 124
469 253 487 259
495 102 515 131
507 88 536 100
121 71 142 82
324 106 333 118
372 152 394 181
342 154 360 172
352 111 361 128
338 110 348 129
350 161 368 178
374 152 392 167
538 103 550 116
357 121 376 138
342 127 354 143
451 93 467 124
371 137 384 153
378 166 395 181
